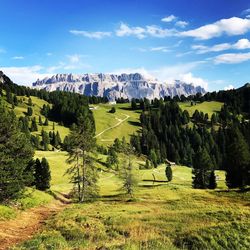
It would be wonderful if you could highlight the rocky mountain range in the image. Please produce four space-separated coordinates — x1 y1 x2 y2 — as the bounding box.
32 73 206 100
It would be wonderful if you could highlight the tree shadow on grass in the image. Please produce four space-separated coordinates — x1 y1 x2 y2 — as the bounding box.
128 120 141 127
46 190 72 204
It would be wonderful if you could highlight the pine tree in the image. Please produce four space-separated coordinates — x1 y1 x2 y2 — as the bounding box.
30 117 38 131
165 165 173 182
119 145 138 197
192 148 214 189
226 127 250 190
41 129 50 151
0 102 34 201
27 107 33 116
43 117 49 126
34 158 51 190
56 131 62 146
28 97 32 106
208 171 217 189
66 116 98 202
39 115 43 126
149 149 158 168
131 99 137 110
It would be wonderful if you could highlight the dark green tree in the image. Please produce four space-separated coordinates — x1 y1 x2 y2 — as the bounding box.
34 158 51 190
27 107 33 116
226 127 250 190
192 148 214 189
30 117 38 131
0 102 34 201
165 165 173 182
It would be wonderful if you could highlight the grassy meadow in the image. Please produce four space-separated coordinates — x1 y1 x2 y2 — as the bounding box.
91 103 141 146
14 162 250 249
1 95 249 249
179 101 223 119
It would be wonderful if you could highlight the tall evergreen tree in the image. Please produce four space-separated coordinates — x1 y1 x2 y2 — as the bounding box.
34 158 51 190
0 101 34 201
226 127 250 189
192 148 214 189
66 116 98 202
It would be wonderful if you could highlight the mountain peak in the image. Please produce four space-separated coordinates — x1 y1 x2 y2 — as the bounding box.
32 72 206 100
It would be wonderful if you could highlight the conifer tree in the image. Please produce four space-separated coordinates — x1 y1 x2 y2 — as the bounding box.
119 145 138 197
43 117 49 126
165 165 173 182
66 116 98 202
0 102 34 201
30 117 38 131
39 115 43 126
27 107 33 116
226 127 250 190
192 148 214 189
34 158 51 190
28 97 32 106
41 129 50 151
208 171 217 189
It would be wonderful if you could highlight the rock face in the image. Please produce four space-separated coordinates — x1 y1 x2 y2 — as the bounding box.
32 73 206 100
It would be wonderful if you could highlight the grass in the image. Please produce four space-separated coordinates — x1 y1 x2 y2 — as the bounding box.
15 160 250 250
0 189 53 221
179 101 223 119
0 205 17 221
92 103 141 146
18 188 54 210
35 151 72 194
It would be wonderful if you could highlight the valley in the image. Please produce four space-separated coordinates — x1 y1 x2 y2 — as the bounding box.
0 85 249 249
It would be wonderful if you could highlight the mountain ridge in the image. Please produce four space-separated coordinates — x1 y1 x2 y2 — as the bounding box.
32 73 206 100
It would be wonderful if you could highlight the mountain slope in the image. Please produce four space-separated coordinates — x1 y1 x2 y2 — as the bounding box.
32 73 206 100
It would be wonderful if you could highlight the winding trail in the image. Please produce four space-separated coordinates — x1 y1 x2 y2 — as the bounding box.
94 114 130 138
0 200 67 250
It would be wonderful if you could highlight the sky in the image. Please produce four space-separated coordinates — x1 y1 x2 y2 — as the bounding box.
0 0 250 91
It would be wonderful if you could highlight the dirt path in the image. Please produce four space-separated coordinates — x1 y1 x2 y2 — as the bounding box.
94 114 130 138
0 200 67 250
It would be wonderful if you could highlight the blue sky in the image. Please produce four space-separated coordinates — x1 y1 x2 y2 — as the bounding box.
0 0 250 91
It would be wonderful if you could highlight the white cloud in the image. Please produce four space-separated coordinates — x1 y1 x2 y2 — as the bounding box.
67 54 81 64
116 23 146 39
181 17 250 40
242 8 250 15
150 46 170 52
46 54 91 73
0 65 51 85
46 52 52 56
179 72 208 89
112 62 208 89
234 38 250 49
161 15 176 22
12 56 24 60
0 48 6 53
214 52 250 64
193 38 250 54
111 67 156 81
70 30 111 39
116 23 176 39
224 84 234 90
175 20 189 28
150 61 205 82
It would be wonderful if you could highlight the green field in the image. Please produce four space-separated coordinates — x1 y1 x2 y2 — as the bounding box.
15 162 250 249
179 101 223 119
1 95 249 249
92 103 141 146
